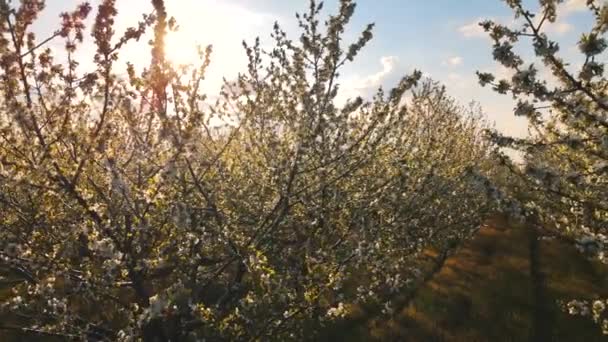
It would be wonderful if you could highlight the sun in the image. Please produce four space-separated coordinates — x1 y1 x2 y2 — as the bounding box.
165 30 202 67
154 0 274 93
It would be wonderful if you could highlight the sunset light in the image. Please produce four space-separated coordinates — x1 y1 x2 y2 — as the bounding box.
1 0 607 340
161 0 272 89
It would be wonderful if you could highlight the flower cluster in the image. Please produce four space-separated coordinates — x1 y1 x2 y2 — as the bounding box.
478 0 608 335
0 0 495 340
565 299 608 334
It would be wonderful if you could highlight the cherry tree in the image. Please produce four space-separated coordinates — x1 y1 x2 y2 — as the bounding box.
478 0 608 334
0 0 492 340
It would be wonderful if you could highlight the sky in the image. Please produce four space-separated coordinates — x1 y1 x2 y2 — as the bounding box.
35 0 596 138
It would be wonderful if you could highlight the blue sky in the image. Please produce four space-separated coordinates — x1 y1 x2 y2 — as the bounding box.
37 0 593 137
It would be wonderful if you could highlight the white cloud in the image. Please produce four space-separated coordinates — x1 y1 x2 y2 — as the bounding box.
541 0 592 36
539 0 589 36
336 56 404 105
561 0 588 16
443 56 463 66
545 21 574 35
458 19 487 39
357 56 400 90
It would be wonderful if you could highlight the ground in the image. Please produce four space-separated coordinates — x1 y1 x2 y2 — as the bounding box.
322 216 608 341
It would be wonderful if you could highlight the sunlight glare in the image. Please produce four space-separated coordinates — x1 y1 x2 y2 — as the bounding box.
165 29 201 67
160 0 273 91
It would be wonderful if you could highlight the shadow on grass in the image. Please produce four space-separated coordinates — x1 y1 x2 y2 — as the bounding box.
322 216 608 342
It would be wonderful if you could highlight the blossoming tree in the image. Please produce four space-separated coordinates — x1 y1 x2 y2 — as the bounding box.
478 0 608 334
0 0 493 340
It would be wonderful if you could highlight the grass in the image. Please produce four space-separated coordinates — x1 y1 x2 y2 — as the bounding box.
322 216 608 341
